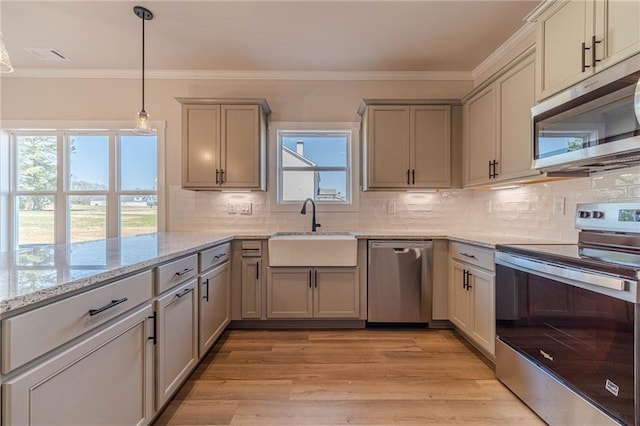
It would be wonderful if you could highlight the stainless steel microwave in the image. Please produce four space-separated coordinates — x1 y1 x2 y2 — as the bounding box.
532 54 640 175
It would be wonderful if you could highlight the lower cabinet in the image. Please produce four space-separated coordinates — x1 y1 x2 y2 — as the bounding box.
199 261 230 357
241 257 262 318
267 267 360 319
2 304 155 425
449 259 496 357
156 278 199 409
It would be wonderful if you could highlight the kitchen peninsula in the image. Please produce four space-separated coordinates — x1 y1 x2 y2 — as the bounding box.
0 229 552 425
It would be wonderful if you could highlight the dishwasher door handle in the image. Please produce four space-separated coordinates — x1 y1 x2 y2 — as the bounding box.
393 248 410 253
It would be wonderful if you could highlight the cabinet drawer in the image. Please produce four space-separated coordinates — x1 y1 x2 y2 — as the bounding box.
1 270 152 374
450 242 494 271
199 243 230 273
2 304 154 426
155 254 198 294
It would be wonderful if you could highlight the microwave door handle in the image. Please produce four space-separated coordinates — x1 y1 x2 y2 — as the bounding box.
635 77 640 126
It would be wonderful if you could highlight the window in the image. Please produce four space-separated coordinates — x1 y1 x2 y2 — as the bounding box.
10 129 159 248
277 131 351 204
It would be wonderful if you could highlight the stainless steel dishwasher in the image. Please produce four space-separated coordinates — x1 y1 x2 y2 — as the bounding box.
367 240 433 323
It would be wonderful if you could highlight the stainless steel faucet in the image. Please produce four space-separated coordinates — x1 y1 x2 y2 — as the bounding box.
300 198 321 232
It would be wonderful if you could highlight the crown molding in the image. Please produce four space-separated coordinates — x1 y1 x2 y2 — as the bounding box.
524 0 558 23
4 68 473 81
471 21 536 81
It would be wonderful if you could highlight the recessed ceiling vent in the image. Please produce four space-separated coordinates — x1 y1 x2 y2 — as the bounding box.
24 48 70 61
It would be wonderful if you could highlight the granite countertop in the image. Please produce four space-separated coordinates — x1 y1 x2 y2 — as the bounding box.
351 231 563 249
0 230 564 317
0 232 233 317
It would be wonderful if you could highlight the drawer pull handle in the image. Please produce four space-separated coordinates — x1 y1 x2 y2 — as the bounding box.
214 253 227 260
176 288 194 298
175 267 194 276
89 297 128 316
460 252 477 259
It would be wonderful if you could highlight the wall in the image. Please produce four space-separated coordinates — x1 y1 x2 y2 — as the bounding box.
169 165 640 242
1 75 471 231
3 75 640 243
0 131 9 252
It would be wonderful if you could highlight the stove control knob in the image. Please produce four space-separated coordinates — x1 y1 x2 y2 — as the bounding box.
593 211 605 219
578 210 591 218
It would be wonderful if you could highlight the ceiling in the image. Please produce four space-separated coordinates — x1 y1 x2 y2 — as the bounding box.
1 1 539 76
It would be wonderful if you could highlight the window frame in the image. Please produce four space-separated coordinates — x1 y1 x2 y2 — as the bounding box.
277 130 352 205
268 122 360 213
2 121 165 250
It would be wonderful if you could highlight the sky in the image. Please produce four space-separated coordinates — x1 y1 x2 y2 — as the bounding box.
282 134 348 196
70 134 157 191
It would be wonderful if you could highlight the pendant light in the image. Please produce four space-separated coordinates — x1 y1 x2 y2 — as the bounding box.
0 33 14 73
133 6 153 135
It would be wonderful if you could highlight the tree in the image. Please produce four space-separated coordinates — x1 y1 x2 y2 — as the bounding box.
17 136 57 211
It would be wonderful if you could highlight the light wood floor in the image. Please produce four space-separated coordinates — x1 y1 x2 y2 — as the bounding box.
154 329 544 425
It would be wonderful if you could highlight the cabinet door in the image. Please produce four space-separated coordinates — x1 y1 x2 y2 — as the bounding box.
449 260 471 332
463 86 496 186
596 0 640 70
497 57 540 182
366 106 411 188
182 104 221 189
410 106 451 188
267 268 313 318
468 266 496 357
314 268 360 318
199 262 230 357
220 105 261 189
241 258 262 319
3 305 154 426
536 0 591 100
156 279 199 408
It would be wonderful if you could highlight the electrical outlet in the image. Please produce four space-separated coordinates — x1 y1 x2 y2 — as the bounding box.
554 197 566 216
228 202 238 214
240 203 252 215
387 202 396 215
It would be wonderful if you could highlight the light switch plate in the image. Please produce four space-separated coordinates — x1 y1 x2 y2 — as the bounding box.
553 197 566 215
240 203 252 215
387 202 396 215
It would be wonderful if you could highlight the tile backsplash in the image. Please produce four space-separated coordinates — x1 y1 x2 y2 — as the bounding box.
169 165 640 242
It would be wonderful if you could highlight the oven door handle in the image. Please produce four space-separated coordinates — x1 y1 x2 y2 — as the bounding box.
495 252 632 292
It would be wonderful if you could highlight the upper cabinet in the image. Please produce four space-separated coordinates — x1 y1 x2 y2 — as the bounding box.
177 98 270 190
359 101 455 190
463 51 541 187
534 0 640 100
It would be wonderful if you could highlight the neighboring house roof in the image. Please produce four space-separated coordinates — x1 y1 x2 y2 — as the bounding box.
282 145 316 167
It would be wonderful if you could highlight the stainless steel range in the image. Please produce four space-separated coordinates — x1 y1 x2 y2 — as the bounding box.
495 202 640 426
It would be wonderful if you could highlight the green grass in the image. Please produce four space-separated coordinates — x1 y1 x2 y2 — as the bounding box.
19 204 158 244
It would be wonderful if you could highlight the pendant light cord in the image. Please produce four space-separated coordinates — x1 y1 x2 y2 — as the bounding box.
141 15 145 113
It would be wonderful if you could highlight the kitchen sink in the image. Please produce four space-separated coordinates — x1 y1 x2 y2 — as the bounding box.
268 232 357 266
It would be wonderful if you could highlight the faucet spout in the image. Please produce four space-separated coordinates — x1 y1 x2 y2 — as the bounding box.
300 198 321 232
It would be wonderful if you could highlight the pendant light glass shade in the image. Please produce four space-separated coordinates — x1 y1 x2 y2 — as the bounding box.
0 33 14 73
133 6 154 135
135 110 152 134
